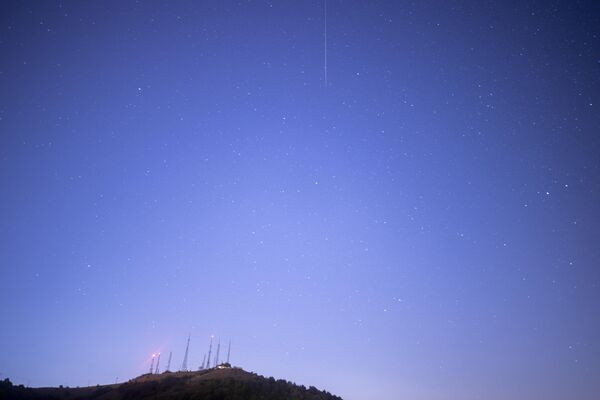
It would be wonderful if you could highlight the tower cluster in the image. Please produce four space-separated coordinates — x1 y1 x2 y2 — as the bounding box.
146 335 232 374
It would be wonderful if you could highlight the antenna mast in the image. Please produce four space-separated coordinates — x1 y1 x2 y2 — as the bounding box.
200 354 206 370
149 354 155 374
154 353 161 374
166 351 172 372
214 339 221 367
206 336 213 369
226 340 231 364
181 334 190 371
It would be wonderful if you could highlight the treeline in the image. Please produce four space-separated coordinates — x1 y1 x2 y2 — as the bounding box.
0 378 40 400
0 374 343 400
118 375 343 400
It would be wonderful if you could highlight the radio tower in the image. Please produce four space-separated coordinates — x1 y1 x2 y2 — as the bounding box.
214 339 221 367
154 353 161 374
166 351 172 372
149 354 156 374
180 334 190 372
199 354 206 370
206 337 213 369
226 340 231 363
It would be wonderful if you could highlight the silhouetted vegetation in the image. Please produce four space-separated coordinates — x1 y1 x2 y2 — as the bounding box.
0 369 343 400
0 378 59 400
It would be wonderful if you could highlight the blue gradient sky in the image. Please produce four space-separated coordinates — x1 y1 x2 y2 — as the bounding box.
1 1 600 399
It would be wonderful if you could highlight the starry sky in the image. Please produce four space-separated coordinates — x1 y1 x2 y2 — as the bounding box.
1 1 600 399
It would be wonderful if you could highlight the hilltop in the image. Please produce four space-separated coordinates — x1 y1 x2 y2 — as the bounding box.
0 367 343 400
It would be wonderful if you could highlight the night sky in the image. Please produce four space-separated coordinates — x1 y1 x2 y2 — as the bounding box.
1 1 600 399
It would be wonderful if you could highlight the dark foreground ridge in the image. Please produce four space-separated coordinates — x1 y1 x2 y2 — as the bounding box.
0 367 343 400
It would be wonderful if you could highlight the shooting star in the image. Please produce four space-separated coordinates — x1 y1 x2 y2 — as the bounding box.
324 0 328 87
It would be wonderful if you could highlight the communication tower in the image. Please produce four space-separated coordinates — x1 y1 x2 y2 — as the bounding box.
180 334 190 371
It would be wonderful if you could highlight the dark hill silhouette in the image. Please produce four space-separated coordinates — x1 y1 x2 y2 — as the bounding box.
0 367 343 400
